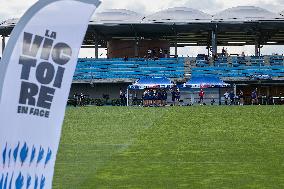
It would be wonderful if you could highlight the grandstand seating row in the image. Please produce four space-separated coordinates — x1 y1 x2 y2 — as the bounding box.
73 56 284 81
195 55 284 67
74 58 185 80
192 66 284 78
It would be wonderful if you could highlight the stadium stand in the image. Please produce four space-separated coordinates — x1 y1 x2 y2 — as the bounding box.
73 55 284 81
195 54 209 67
74 58 185 81
231 56 247 67
191 55 284 80
270 55 284 66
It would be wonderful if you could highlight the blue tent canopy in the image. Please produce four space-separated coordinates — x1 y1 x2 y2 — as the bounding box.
183 76 230 88
128 77 174 90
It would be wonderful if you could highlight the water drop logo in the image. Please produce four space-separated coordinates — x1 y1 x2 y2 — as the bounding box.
26 175 31 189
40 175 45 189
26 175 32 189
2 143 7 168
8 173 13 189
8 149 12 168
34 176 38 189
44 149 52 168
3 173 8 189
20 143 29 166
0 174 4 189
16 173 24 189
37 147 44 166
13 142 20 164
29 146 36 166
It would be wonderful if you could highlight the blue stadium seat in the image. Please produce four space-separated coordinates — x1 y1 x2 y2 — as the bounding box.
73 56 284 81
74 58 185 80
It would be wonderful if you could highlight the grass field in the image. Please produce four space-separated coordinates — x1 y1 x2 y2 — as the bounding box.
53 106 284 189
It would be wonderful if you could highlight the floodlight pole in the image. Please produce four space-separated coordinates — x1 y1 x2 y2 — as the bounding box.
211 24 218 57
207 45 210 57
94 34 99 59
134 37 139 57
233 84 237 96
211 31 217 56
130 24 139 58
1 36 5 55
175 34 178 57
255 42 259 56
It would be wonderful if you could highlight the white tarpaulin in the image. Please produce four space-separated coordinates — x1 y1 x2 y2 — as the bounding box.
0 0 100 188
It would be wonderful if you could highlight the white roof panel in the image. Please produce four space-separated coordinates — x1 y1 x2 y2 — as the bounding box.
142 7 212 24
214 6 283 22
92 9 143 24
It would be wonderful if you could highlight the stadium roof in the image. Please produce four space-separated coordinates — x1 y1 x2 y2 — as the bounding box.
142 7 212 24
2 6 284 27
92 9 144 24
213 6 283 22
1 6 284 47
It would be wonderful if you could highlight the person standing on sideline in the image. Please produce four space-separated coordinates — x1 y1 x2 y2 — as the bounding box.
157 90 162 106
171 89 176 106
229 91 235 105
175 88 181 106
144 90 150 107
239 90 244 106
142 90 147 106
199 89 205 104
79 93 85 106
251 89 258 105
120 89 124 106
73 93 79 107
162 89 167 106
123 92 127 106
224 90 229 105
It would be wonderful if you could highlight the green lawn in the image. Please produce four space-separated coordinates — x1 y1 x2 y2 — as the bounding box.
53 106 284 189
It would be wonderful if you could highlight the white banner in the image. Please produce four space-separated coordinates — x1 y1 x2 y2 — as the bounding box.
0 0 100 188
